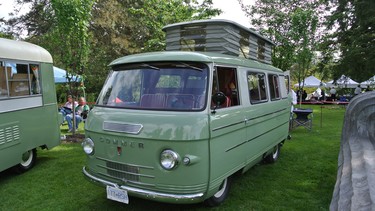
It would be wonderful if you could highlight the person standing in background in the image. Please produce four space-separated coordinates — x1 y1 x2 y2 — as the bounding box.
354 85 361 95
330 87 337 101
320 89 326 101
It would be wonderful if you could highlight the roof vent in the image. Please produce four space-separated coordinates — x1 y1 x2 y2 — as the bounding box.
162 19 274 65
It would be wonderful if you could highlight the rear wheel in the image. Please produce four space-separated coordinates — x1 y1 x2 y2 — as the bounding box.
204 177 232 207
264 144 280 163
13 149 37 173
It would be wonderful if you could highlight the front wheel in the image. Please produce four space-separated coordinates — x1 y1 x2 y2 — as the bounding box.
204 177 232 207
264 144 280 164
13 149 37 173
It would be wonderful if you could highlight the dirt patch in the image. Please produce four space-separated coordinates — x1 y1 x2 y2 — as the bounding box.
61 133 85 143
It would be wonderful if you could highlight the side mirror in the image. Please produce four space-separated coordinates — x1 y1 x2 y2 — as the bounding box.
212 92 227 106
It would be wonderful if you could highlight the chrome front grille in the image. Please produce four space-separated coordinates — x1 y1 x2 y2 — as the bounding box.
96 157 154 183
106 161 140 182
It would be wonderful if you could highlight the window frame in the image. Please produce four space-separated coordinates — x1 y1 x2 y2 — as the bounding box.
0 60 42 99
247 71 268 104
268 73 281 101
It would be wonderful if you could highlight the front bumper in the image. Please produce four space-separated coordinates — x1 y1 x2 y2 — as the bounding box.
82 166 204 204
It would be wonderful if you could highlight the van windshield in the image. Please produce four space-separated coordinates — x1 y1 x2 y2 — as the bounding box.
96 62 208 111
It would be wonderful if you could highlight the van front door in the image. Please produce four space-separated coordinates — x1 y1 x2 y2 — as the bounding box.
209 66 247 183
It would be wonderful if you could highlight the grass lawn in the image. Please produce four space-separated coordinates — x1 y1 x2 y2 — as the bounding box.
0 105 345 210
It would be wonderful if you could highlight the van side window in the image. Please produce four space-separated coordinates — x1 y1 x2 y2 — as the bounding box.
247 72 267 103
211 67 240 108
268 74 280 100
284 75 290 94
0 61 41 98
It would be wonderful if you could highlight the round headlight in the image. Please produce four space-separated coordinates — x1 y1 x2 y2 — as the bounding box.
160 149 179 170
82 138 95 155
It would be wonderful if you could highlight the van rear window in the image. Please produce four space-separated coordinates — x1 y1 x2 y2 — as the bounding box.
96 62 208 111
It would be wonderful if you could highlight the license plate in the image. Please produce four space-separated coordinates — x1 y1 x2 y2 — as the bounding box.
106 186 129 204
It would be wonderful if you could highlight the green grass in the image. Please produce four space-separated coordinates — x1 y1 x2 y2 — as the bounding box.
0 105 346 210
60 121 86 136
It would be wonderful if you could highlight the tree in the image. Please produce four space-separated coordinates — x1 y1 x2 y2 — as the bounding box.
290 8 318 94
326 0 375 82
4 0 221 101
85 0 221 95
130 0 221 52
239 0 322 94
50 0 95 134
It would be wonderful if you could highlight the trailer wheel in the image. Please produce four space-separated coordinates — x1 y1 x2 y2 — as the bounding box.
14 149 37 173
264 144 280 164
204 177 232 207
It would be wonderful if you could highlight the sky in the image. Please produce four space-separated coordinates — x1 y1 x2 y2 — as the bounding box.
212 0 254 27
0 0 30 19
0 0 254 27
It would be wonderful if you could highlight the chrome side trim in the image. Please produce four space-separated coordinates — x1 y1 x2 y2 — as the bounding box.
212 120 244 131
225 120 289 152
245 108 288 121
211 108 288 132
83 166 204 201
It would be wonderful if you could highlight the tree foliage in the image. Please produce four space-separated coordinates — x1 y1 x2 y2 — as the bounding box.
130 0 220 52
51 0 94 74
326 0 375 82
2 0 221 98
239 0 321 90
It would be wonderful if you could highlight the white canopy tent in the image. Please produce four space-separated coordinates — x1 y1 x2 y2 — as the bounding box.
326 75 359 88
53 66 81 83
360 76 375 88
294 75 325 88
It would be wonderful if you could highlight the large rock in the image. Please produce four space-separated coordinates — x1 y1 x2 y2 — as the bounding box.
330 91 375 211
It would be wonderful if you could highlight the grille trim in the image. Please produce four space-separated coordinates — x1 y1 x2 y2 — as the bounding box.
97 156 154 169
103 121 143 134
96 156 154 183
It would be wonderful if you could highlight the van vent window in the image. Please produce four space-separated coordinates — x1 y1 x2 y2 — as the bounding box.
284 75 290 94
248 72 267 104
257 39 265 61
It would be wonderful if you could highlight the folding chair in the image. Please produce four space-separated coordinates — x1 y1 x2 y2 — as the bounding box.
292 109 313 131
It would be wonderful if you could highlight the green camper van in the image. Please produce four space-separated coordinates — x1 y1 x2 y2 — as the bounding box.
82 20 291 206
0 38 61 173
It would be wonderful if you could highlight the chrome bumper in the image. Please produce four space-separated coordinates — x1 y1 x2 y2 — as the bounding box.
82 166 204 203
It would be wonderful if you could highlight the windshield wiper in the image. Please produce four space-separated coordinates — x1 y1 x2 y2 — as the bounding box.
140 63 160 70
177 62 203 71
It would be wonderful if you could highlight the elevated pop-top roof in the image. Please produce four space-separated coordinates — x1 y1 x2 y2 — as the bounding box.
162 19 274 65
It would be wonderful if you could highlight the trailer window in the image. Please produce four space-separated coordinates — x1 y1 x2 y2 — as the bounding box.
0 61 41 98
248 72 267 104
